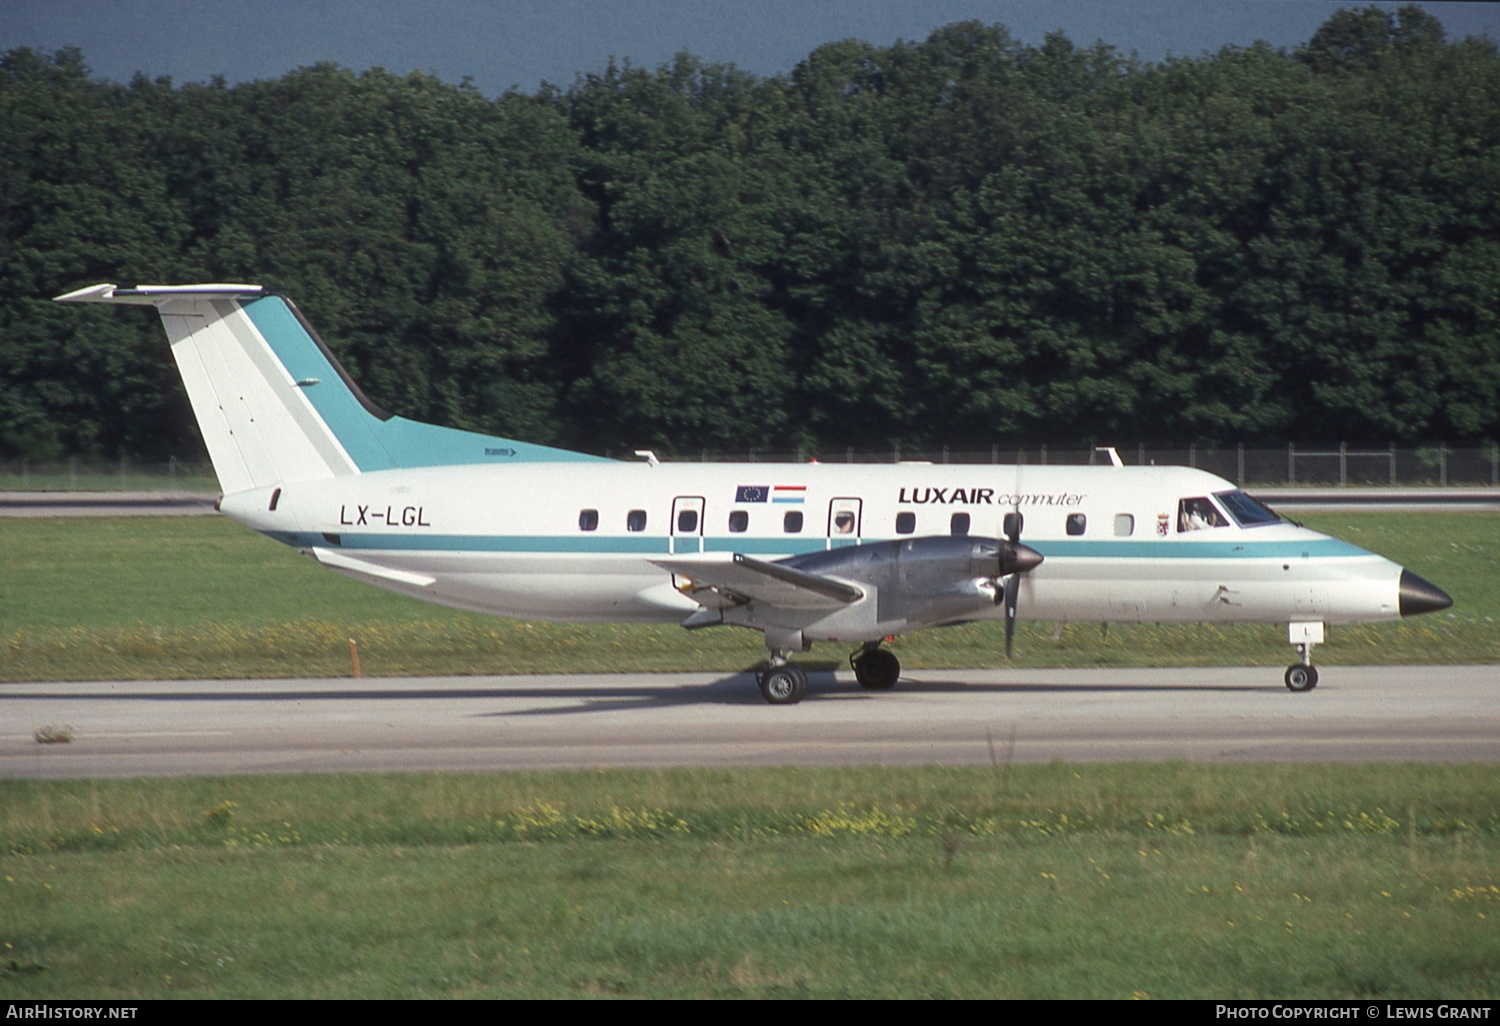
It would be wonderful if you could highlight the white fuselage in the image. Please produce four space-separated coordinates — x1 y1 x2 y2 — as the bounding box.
218 461 1405 631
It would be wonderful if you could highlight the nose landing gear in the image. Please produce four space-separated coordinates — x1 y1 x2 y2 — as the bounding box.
1285 621 1324 692
1284 662 1319 692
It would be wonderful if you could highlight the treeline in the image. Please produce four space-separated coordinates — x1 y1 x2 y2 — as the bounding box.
2 6 1497 461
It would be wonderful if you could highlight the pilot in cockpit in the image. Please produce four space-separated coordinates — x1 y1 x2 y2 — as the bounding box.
1178 497 1225 532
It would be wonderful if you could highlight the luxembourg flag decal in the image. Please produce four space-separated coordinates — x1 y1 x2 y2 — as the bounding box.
771 485 806 504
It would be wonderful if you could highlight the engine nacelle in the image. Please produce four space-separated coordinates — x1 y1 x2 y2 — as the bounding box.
783 535 1042 628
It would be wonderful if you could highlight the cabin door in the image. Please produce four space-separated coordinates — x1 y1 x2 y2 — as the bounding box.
670 496 705 554
826 497 863 549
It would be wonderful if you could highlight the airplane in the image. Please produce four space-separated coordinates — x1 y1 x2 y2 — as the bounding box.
56 282 1454 704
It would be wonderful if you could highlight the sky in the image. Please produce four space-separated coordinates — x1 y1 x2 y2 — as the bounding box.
4 0 1497 96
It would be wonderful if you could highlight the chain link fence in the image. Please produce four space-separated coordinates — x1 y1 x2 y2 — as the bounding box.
0 457 219 491
5 444 1499 489
639 443 1500 487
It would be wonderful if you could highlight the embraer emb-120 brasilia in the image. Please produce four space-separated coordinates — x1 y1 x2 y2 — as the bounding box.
57 283 1454 704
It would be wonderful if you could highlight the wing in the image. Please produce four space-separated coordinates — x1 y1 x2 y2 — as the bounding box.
650 552 863 611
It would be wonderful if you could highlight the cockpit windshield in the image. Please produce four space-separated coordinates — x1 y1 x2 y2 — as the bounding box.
1213 490 1281 528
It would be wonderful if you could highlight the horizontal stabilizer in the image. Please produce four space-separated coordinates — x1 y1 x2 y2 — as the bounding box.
55 283 266 305
652 552 863 610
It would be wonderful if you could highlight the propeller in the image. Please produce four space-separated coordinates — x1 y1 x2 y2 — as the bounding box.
996 509 1043 658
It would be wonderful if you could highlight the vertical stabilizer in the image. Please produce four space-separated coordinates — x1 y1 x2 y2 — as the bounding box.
55 283 604 495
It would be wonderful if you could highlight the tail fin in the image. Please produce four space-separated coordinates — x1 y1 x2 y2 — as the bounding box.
56 283 602 495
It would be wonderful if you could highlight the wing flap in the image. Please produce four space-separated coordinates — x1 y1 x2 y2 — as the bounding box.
652 552 862 610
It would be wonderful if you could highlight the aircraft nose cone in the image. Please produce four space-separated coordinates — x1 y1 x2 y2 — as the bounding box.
1399 570 1453 617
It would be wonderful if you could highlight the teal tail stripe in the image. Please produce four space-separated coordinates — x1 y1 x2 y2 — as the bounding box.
243 297 606 468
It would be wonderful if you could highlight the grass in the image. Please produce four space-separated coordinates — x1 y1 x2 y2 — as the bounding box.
1 513 1494 681
2 764 1497 999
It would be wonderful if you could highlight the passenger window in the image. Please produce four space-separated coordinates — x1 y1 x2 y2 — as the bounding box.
896 512 916 535
950 512 970 536
677 509 698 533
626 509 647 532
1066 513 1086 536
579 509 599 531
728 510 748 533
1114 514 1134 537
1003 512 1024 537
783 510 803 533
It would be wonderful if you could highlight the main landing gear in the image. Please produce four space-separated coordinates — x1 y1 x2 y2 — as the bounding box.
851 643 901 690
755 643 902 704
757 654 807 705
1285 621 1324 692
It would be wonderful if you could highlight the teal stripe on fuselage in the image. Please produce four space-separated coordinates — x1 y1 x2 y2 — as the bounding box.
1026 537 1371 560
242 297 605 468
272 531 1373 561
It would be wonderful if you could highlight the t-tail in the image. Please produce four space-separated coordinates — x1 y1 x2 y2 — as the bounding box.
55 284 602 495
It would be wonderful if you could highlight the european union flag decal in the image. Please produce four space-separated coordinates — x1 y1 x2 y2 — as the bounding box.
736 485 769 503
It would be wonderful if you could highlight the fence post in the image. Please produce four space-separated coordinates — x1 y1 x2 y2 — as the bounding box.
1390 443 1396 486
1440 442 1447 486
1188 443 1196 469
1040 443 1048 466
69 456 77 489
1288 443 1295 485
1339 441 1347 487
1237 442 1244 487
991 444 998 465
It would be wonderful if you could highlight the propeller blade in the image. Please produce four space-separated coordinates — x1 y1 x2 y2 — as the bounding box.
998 509 1034 658
1003 573 1020 657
